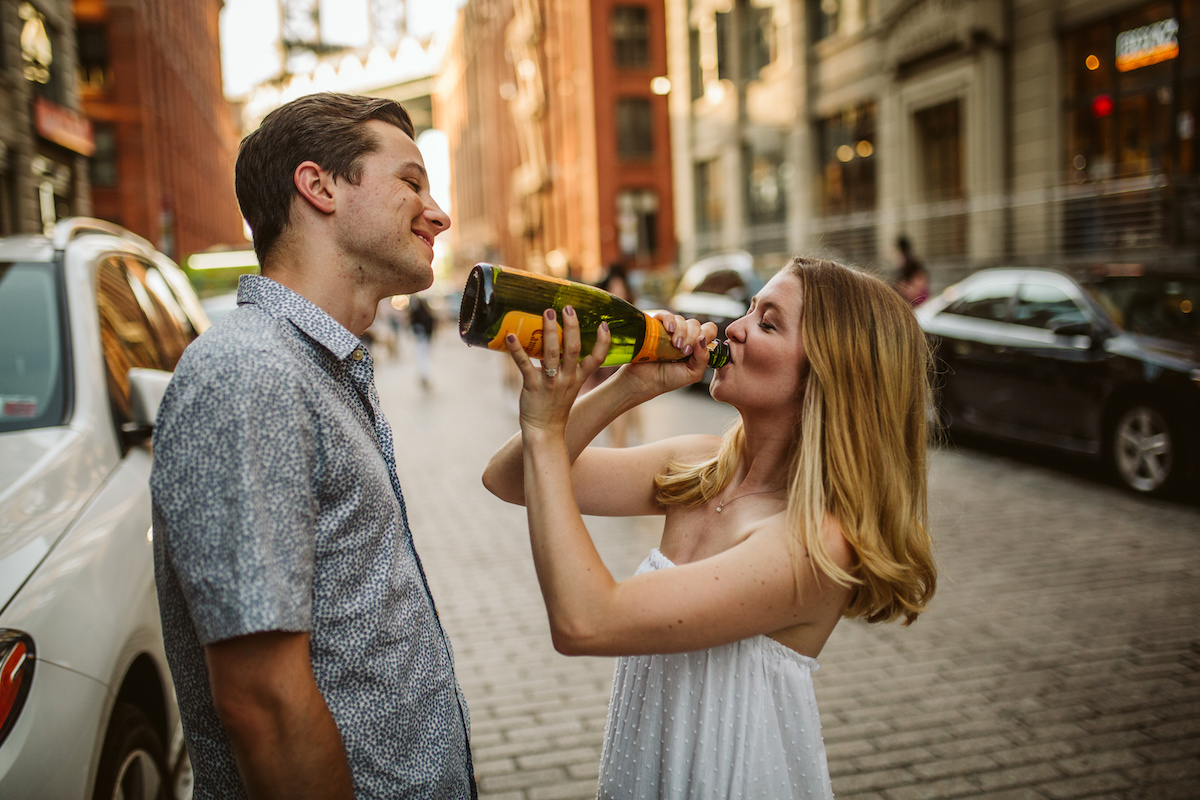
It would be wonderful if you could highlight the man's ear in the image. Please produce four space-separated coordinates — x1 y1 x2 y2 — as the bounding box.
294 161 336 214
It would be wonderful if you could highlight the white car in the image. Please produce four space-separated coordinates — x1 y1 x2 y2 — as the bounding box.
0 219 204 799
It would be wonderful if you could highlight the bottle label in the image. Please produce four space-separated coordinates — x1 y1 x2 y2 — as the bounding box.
633 318 667 363
487 310 558 358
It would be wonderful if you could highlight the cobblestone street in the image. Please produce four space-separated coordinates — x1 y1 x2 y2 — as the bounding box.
377 328 1200 800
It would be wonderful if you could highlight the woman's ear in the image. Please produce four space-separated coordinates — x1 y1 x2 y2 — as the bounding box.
294 161 336 214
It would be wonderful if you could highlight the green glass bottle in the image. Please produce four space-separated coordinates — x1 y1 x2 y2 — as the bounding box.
458 263 731 368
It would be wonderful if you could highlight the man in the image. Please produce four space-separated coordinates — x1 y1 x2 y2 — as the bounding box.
151 93 474 799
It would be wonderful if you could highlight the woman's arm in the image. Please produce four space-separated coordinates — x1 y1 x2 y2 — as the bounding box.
507 308 851 656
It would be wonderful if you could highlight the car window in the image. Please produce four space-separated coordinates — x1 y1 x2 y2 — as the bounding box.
1012 283 1089 330
685 269 750 300
1087 276 1200 342
0 262 68 433
126 256 191 367
96 255 173 426
943 279 1016 322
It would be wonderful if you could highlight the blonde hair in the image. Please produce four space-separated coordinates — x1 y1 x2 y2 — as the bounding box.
654 257 937 625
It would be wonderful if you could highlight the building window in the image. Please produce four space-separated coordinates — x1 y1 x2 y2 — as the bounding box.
743 5 776 80
695 159 724 233
76 23 109 89
811 0 840 41
613 6 649 69
689 27 704 101
745 138 787 223
90 125 118 187
715 10 733 81
616 189 659 257
1063 1 1189 184
817 104 877 215
617 98 654 160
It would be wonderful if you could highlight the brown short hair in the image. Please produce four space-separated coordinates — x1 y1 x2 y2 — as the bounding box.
234 92 415 268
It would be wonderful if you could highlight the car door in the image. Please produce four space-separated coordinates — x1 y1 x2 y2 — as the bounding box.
925 273 1021 429
1002 278 1108 451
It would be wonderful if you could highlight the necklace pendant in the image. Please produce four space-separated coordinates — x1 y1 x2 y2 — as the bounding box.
716 504 723 513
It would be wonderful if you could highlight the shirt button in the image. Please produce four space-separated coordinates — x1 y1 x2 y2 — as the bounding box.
352 349 365 361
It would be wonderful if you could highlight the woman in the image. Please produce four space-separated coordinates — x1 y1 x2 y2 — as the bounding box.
483 257 937 798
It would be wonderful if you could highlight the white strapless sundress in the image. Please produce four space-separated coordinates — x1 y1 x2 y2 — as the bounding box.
597 549 835 799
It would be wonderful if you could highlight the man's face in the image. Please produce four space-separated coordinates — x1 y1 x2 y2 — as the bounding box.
333 120 450 295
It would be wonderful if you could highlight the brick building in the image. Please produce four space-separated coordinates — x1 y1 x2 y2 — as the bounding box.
0 0 91 234
436 0 676 282
73 0 244 260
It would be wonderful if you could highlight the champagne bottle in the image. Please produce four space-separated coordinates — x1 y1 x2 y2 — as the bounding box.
458 263 731 368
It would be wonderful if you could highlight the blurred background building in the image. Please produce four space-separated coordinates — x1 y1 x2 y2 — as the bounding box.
436 0 677 282
73 0 245 260
666 0 1200 287
0 0 245 258
5 0 1197 289
1 0 91 235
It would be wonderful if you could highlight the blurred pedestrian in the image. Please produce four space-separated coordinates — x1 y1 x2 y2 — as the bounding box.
580 264 643 447
150 92 475 800
408 293 437 389
483 256 937 799
892 235 930 306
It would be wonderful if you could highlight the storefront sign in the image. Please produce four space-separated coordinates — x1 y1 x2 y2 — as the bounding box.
1116 17 1179 72
34 97 96 157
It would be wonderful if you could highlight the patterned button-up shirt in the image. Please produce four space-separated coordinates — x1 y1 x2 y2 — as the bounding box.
151 275 473 799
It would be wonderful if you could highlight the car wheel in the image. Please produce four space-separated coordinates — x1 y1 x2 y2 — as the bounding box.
1110 401 1176 496
92 703 171 800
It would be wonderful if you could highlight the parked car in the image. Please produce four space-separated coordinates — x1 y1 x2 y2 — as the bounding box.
0 218 204 798
917 266 1200 497
668 251 764 383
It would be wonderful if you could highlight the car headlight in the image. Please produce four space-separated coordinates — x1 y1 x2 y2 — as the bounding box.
0 630 35 747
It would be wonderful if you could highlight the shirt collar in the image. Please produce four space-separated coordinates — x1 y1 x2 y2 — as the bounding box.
236 274 364 362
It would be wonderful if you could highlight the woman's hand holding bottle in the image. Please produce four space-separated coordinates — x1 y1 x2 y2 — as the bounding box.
504 307 717 437
504 307 609 437
616 311 718 399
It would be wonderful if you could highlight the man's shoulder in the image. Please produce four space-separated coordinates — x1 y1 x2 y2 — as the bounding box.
165 309 322 410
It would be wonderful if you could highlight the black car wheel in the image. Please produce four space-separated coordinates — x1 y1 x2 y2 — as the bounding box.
1110 401 1176 496
92 703 171 800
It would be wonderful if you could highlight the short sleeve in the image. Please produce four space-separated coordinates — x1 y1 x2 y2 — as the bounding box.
151 344 318 646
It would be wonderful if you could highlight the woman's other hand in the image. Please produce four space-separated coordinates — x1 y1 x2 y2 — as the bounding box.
505 306 610 436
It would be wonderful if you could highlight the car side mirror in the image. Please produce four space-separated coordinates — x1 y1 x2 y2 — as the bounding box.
122 368 173 444
1051 320 1094 338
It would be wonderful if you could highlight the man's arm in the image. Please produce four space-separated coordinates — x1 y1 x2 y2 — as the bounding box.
205 631 354 800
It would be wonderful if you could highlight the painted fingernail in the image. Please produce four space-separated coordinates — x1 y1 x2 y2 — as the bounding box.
564 306 575 317
600 322 609 333
684 345 693 355
506 334 517 343
546 309 556 321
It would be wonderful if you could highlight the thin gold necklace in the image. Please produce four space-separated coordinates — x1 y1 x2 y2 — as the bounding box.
715 486 786 513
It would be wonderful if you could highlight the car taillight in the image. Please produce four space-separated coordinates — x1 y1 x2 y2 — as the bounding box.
0 630 35 747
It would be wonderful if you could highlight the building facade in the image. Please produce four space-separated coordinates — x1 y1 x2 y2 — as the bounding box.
436 0 676 281
668 0 1200 286
73 0 244 260
0 0 92 235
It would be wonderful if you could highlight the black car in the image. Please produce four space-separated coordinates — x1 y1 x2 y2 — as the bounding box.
668 251 764 383
917 267 1200 496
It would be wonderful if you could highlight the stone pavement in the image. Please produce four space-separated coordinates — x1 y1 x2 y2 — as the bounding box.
375 327 1200 800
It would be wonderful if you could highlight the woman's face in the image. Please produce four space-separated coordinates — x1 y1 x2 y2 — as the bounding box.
710 271 808 411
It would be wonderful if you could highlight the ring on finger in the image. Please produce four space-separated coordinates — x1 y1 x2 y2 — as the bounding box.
543 366 559 378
